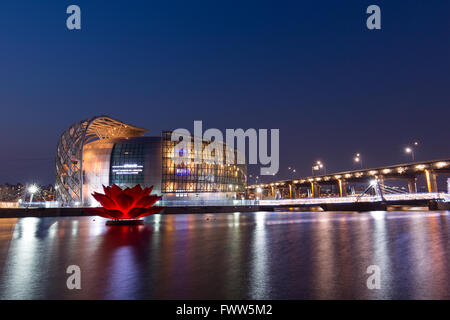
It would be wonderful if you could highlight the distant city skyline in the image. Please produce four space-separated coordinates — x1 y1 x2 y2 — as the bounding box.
0 1 449 185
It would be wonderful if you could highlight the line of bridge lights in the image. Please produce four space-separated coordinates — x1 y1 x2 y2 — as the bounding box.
254 143 418 185
314 142 420 176
315 144 419 177
247 141 447 189
247 161 449 189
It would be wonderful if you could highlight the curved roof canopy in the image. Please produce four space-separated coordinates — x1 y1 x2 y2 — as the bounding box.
55 116 147 204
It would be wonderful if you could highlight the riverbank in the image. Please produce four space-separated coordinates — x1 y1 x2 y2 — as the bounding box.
0 200 448 218
0 205 262 218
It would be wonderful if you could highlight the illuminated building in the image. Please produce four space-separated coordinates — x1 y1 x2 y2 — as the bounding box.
55 116 247 206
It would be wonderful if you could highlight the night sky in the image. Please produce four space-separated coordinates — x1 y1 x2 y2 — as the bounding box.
0 1 449 185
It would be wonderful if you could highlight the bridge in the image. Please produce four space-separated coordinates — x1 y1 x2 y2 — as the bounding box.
245 159 450 211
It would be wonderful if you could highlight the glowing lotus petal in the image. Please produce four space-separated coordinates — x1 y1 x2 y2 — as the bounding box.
85 184 162 220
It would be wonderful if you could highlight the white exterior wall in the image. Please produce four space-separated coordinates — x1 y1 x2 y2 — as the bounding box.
82 140 115 206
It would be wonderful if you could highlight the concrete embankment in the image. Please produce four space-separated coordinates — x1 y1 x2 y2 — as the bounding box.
428 201 450 210
0 201 445 218
0 207 92 218
0 205 265 218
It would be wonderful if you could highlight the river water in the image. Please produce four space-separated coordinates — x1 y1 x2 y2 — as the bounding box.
0 211 449 299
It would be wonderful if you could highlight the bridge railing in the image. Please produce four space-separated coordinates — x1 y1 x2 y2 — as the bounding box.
384 193 449 201
159 199 260 207
16 193 449 208
159 193 449 207
258 192 449 205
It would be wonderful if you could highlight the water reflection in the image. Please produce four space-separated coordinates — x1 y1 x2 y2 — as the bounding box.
0 211 449 299
369 211 392 299
2 218 40 299
249 212 270 299
312 214 335 299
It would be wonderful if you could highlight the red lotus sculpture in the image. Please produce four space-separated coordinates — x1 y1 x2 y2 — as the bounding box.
85 184 162 221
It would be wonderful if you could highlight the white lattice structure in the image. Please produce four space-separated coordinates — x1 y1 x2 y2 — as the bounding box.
55 116 147 205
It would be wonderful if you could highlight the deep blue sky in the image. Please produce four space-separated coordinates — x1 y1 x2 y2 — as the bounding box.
0 1 449 185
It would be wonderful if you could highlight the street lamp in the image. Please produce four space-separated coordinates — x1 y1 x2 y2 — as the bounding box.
250 175 260 185
405 141 419 161
354 153 363 168
28 184 38 203
312 160 325 175
54 185 58 201
256 187 262 200
317 161 325 174
405 147 414 161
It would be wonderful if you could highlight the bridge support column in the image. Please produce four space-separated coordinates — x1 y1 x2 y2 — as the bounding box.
407 178 417 193
293 185 299 199
425 170 438 193
338 179 347 197
378 176 385 196
313 182 321 198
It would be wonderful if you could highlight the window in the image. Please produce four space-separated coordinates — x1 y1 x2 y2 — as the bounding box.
161 131 246 193
110 142 146 187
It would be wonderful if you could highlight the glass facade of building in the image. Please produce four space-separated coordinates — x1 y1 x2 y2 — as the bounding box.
161 131 247 194
109 142 147 187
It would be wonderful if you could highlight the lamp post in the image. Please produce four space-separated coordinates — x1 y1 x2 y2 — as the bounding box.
256 187 262 200
28 184 38 204
312 161 325 176
317 161 325 174
249 174 260 185
405 141 418 161
405 147 414 161
354 153 363 169
54 185 58 202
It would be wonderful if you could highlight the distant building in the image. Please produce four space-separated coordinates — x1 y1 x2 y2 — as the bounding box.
0 183 25 202
55 116 247 206
0 183 54 203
